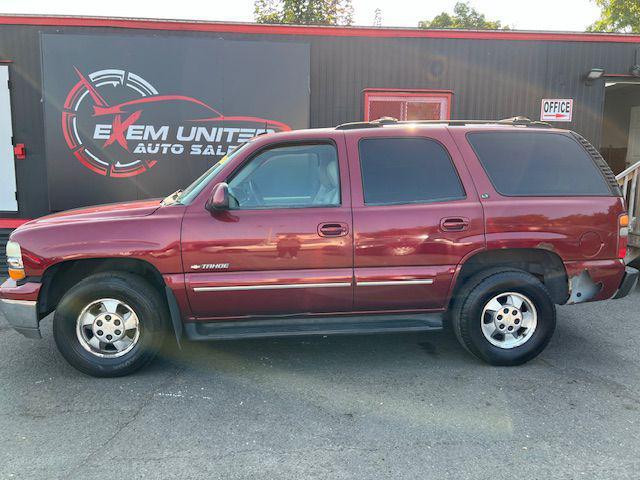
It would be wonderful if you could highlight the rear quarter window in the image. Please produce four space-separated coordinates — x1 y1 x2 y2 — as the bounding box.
467 131 612 196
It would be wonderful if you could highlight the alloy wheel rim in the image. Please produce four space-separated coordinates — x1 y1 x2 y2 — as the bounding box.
76 298 140 358
481 292 538 349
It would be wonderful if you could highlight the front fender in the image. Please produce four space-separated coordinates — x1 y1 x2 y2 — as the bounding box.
10 206 186 278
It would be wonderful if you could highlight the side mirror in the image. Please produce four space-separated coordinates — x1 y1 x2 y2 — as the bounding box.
206 182 230 211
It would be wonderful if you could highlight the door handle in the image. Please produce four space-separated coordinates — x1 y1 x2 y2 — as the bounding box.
440 217 470 232
318 222 349 237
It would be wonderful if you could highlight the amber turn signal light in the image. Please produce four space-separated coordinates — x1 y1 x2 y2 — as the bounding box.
8 268 25 281
620 214 629 227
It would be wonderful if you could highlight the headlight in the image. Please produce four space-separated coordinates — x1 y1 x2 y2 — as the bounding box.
5 241 25 280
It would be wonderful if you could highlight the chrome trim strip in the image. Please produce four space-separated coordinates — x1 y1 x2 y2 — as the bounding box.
0 299 37 306
357 279 434 287
193 282 352 292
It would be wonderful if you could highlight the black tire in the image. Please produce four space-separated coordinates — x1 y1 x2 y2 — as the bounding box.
53 272 169 377
451 268 556 366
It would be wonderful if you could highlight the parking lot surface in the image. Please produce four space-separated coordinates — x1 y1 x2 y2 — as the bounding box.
1 286 639 479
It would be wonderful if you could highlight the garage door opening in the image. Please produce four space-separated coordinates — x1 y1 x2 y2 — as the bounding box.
363 89 452 122
601 81 640 257
0 65 17 212
600 82 640 175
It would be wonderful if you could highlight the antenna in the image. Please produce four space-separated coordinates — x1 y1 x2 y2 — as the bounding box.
256 120 271 136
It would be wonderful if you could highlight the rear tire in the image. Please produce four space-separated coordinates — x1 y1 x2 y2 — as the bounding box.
451 268 556 366
53 272 168 377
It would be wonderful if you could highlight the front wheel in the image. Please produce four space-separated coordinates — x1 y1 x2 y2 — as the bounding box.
53 272 169 377
451 269 556 366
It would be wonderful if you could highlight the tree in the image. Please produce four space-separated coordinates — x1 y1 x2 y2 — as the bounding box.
418 2 509 30
254 0 354 25
588 0 640 33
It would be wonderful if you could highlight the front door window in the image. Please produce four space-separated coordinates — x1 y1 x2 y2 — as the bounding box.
228 144 340 209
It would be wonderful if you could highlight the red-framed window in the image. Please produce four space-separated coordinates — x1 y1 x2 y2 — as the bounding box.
363 89 453 122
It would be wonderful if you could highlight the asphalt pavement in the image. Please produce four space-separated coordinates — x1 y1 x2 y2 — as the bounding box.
1 285 639 479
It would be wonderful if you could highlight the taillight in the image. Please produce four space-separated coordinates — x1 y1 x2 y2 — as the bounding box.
618 214 629 259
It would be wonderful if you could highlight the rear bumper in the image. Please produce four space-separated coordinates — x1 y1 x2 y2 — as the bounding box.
564 259 627 304
613 267 639 300
0 278 42 338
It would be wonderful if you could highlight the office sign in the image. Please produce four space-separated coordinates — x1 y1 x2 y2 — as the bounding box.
540 99 573 122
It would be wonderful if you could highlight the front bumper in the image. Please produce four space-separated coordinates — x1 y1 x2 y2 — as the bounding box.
0 278 42 338
0 298 40 338
613 266 639 300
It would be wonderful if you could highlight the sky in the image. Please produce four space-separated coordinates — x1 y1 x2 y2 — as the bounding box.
1 0 603 32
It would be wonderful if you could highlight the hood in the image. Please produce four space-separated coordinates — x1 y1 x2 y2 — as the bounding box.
19 199 162 229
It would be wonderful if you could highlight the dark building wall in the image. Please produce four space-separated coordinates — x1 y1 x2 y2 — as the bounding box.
0 22 638 218
306 36 638 145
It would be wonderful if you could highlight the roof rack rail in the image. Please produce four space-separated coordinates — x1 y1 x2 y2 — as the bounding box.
335 116 399 130
335 116 552 130
498 116 552 128
335 121 382 130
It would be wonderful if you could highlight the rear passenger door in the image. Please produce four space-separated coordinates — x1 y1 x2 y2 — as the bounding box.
346 128 485 312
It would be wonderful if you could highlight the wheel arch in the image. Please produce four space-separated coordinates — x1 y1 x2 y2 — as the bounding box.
38 258 167 318
448 248 569 307
37 257 183 346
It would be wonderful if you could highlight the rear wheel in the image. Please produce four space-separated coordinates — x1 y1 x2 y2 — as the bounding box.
53 272 168 377
452 269 556 366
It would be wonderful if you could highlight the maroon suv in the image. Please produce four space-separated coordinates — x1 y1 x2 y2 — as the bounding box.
1 118 638 377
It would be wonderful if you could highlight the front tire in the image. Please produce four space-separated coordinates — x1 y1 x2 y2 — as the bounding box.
451 269 556 366
53 272 168 377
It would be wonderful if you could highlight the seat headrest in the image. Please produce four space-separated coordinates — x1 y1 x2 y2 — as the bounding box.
325 160 339 186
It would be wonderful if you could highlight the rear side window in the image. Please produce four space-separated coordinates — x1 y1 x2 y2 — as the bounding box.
359 137 465 205
467 132 611 196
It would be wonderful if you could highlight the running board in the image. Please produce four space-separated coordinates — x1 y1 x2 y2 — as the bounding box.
184 313 443 341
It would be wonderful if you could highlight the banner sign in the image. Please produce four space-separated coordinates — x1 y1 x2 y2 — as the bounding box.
41 34 310 210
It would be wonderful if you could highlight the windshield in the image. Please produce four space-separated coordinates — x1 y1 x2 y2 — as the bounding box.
171 142 252 205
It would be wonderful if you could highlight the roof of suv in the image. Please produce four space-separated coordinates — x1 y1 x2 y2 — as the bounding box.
334 116 553 131
257 117 563 143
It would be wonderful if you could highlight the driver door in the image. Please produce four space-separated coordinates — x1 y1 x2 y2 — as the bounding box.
181 137 354 320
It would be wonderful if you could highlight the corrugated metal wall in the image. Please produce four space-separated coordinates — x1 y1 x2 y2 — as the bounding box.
306 36 638 145
0 229 10 272
0 23 638 219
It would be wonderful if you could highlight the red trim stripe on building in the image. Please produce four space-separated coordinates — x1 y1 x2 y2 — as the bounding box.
0 219 30 229
0 15 639 43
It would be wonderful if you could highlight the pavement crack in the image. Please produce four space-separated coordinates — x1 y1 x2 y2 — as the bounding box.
61 365 185 480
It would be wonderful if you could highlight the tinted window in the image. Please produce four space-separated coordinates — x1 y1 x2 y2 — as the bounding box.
467 132 611 196
228 144 340 209
359 137 465 205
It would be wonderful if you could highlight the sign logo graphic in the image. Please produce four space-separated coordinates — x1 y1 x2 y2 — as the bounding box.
62 68 291 177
